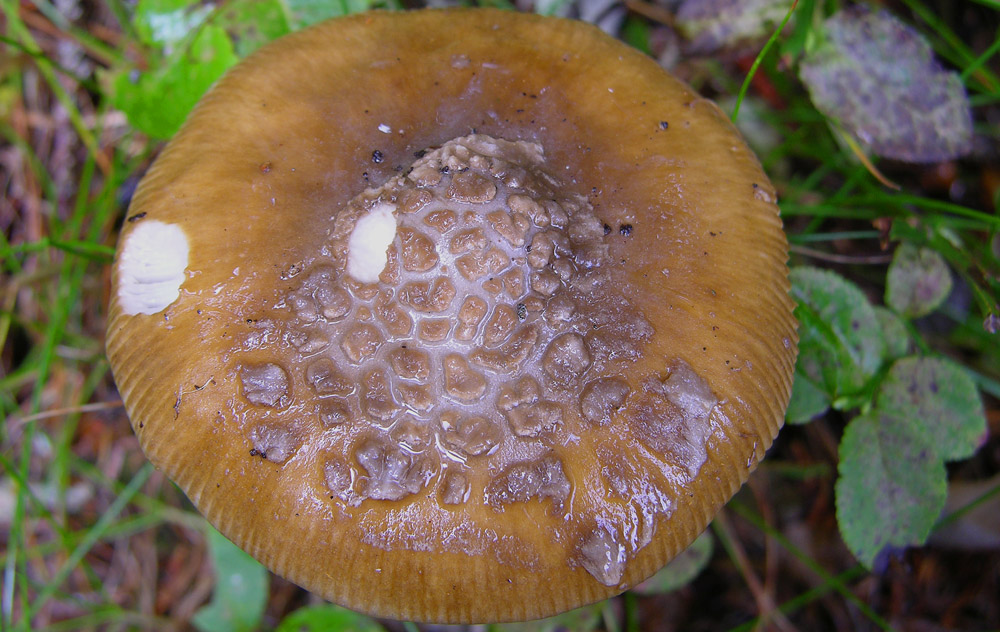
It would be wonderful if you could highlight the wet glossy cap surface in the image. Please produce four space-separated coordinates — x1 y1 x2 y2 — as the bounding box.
106 8 798 624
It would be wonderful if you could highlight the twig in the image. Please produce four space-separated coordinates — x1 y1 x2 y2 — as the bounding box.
8 400 125 431
18 2 119 66
749 477 782 630
789 245 894 265
713 509 800 632
622 0 675 27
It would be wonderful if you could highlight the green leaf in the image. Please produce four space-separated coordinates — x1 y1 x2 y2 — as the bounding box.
873 306 910 361
877 357 986 462
493 605 602 632
108 24 239 138
799 8 973 163
779 0 815 61
534 0 573 16
192 527 269 632
134 0 211 49
885 243 953 319
786 368 830 424
216 0 291 58
279 0 375 30
275 605 385 632
621 15 652 56
836 410 946 568
632 531 713 595
676 0 795 53
790 267 885 400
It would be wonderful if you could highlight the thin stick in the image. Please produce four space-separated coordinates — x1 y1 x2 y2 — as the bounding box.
790 245 894 265
8 400 124 431
713 510 799 632
622 0 675 27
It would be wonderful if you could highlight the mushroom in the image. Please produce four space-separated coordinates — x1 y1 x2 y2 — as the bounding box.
106 9 797 624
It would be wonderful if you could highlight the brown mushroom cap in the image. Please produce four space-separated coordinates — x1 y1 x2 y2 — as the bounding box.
106 8 797 624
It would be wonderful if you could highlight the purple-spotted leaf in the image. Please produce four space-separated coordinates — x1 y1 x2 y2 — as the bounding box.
886 243 953 318
495 604 602 632
837 356 986 567
790 267 885 400
677 0 794 53
786 367 830 424
836 410 946 568
877 357 986 462
632 531 713 594
873 306 911 360
800 9 973 163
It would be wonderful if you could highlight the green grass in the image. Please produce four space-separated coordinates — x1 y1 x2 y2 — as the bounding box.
2 0 998 630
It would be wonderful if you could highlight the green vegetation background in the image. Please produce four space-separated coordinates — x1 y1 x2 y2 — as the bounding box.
2 0 998 630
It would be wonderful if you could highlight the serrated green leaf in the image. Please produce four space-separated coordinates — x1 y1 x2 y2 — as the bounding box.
885 243 953 319
192 527 269 632
494 604 602 632
790 267 885 400
632 531 713 595
215 0 291 58
799 8 973 163
786 368 830 424
873 306 910 361
877 357 986 462
836 410 946 568
275 605 385 632
108 24 238 138
676 0 794 53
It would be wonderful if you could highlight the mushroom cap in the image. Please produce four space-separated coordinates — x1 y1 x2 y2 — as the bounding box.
106 8 797 624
